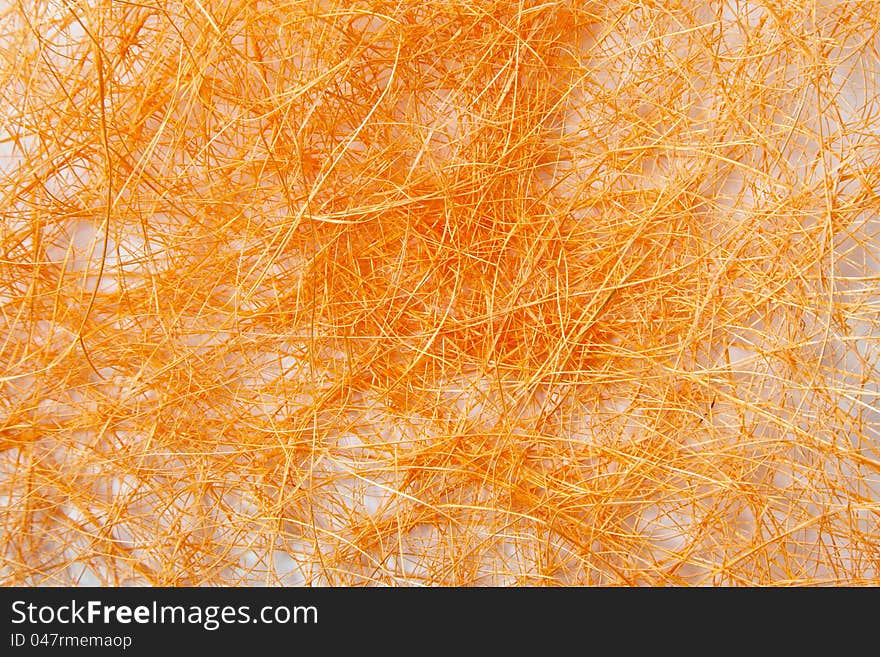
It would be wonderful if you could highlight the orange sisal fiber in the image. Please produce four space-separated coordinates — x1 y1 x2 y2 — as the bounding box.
1 0 879 585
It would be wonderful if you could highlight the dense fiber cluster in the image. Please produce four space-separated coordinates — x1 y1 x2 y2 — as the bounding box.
1 0 879 585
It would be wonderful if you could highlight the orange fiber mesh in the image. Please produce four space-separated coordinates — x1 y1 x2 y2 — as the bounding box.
1 0 879 586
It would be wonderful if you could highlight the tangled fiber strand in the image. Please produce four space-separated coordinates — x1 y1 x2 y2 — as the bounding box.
1 0 879 586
